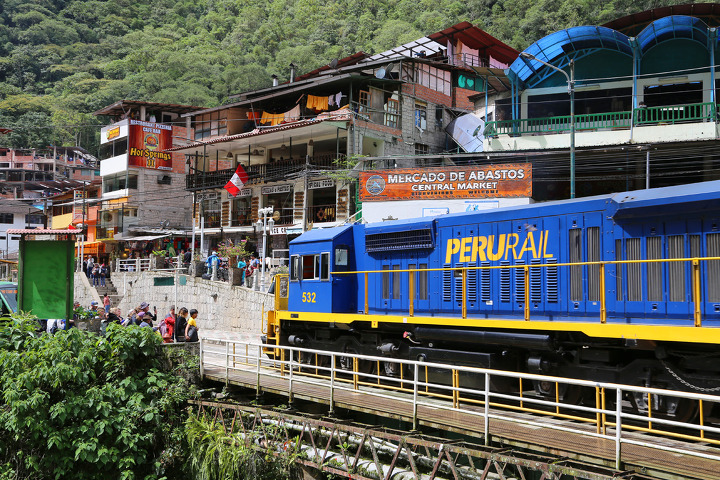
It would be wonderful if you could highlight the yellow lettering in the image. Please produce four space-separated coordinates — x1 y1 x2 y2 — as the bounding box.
543 230 553 258
446 239 460 264
474 236 487 262
459 237 472 262
487 234 506 261
505 233 520 260
519 231 538 258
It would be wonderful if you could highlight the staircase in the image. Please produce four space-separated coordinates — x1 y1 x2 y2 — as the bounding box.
93 276 123 308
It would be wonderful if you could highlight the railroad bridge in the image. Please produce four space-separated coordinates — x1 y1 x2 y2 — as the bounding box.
196 337 720 480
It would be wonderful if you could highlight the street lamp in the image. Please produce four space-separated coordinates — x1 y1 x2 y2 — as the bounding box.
256 206 275 291
520 52 576 199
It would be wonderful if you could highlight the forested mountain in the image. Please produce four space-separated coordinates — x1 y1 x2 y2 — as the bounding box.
0 0 692 152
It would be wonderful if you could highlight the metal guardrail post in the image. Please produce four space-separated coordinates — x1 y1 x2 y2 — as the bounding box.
288 350 294 407
413 363 419 431
225 342 229 387
409 268 414 317
199 337 204 380
461 269 467 319
615 388 623 470
330 355 336 416
600 263 607 323
693 258 702 327
524 265 530 321
484 373 490 446
256 344 262 401
364 273 369 314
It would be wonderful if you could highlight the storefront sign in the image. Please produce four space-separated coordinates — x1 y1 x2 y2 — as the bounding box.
261 184 292 195
360 164 532 201
197 192 218 201
271 226 287 236
128 120 173 170
308 179 335 190
227 188 252 198
107 126 120 140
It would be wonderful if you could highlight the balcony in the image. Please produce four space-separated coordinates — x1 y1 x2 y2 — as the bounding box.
186 154 347 191
484 101 716 138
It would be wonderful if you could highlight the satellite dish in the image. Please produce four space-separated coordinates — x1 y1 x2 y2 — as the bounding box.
375 63 395 79
329 59 339 69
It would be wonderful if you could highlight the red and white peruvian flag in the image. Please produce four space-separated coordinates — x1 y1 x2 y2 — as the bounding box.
224 164 249 197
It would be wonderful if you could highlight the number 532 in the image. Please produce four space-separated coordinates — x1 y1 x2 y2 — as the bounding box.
302 292 316 303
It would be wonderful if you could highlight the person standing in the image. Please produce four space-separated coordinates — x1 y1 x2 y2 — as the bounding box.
237 257 247 286
103 294 111 314
185 309 199 342
175 307 188 342
99 263 107 287
86 255 94 278
206 251 219 276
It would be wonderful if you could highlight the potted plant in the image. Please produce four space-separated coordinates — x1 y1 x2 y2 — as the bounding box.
217 240 250 285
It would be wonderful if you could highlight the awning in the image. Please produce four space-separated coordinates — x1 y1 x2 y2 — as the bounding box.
115 234 170 241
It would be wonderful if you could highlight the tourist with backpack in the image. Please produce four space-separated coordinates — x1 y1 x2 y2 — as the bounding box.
175 307 188 342
159 306 175 343
185 309 200 342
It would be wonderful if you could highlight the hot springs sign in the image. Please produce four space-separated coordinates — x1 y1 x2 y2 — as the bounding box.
360 164 531 201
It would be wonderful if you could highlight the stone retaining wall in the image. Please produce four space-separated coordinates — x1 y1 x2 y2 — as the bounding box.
108 272 272 335
74 272 101 307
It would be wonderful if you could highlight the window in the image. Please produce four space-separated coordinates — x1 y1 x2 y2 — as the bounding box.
415 103 427 130
414 143 430 155
194 111 228 140
0 213 13 224
302 255 318 280
103 174 138 193
456 73 486 92
99 138 128 160
290 255 300 281
384 98 399 128
321 252 330 281
358 90 370 115
335 247 348 266
413 64 451 96
25 214 43 224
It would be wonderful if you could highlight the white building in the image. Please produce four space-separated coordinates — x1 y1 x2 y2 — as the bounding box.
0 199 45 259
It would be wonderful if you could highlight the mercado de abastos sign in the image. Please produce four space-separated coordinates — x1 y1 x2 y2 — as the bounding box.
359 164 532 201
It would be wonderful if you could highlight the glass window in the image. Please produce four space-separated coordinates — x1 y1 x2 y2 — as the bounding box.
25 214 44 224
415 104 427 130
335 247 348 266
290 255 300 281
321 253 330 280
0 213 13 224
302 255 316 280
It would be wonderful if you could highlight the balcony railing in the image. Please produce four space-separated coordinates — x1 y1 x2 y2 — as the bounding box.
484 101 717 138
186 154 347 191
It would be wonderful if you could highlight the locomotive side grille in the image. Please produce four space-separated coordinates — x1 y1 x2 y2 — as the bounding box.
615 240 623 302
418 263 428 300
667 235 685 302
690 235 701 299
365 229 434 253
530 259 542 303
500 261 511 302
569 229 583 301
442 264 452 302
587 227 600 301
392 265 401 300
646 236 663 302
515 259 526 302
454 267 462 305
467 263 477 302
626 238 642 301
546 258 558 303
708 233 720 302
480 262 491 302
382 265 390 299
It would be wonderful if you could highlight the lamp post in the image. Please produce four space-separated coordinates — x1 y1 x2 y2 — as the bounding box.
256 206 274 291
520 52 575 198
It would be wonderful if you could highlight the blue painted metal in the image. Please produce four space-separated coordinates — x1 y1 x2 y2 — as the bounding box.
636 15 710 55
288 181 720 327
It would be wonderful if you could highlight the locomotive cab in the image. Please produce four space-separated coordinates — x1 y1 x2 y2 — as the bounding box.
288 225 358 313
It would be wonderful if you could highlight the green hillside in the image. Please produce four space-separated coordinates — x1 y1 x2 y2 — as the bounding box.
0 0 690 153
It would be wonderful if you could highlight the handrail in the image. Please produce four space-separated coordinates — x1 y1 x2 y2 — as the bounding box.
322 256 720 327
484 102 716 138
200 337 720 470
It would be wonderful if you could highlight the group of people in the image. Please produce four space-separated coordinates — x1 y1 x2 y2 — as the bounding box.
205 251 261 287
82 255 109 287
69 299 200 343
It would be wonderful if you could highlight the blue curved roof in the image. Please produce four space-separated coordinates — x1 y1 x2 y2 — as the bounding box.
636 15 711 54
508 26 631 83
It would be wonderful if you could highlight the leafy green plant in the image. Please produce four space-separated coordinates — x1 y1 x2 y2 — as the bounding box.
216 240 250 260
0 314 191 479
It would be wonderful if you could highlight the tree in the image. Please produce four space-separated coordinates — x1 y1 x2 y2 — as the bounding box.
0 317 190 479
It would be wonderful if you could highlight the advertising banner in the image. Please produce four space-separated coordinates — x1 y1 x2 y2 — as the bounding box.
360 164 531 201
128 120 173 170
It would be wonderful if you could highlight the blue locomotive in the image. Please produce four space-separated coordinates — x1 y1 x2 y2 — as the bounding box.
274 180 720 418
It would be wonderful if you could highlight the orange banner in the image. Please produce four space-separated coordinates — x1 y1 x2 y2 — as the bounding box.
128 120 173 170
360 164 532 201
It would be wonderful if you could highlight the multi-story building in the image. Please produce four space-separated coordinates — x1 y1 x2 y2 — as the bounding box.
92 101 198 251
474 5 720 199
0 147 98 198
171 22 518 258
48 181 103 262
0 198 45 259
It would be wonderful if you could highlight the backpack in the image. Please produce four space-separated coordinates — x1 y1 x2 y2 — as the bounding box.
159 319 168 337
186 326 199 342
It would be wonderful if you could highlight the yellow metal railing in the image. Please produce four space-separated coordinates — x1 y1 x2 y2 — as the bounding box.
322 257 720 326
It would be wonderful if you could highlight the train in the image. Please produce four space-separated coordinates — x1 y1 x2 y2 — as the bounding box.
268 179 720 419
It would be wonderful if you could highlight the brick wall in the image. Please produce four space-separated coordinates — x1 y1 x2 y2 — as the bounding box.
134 169 192 229
454 87 476 111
